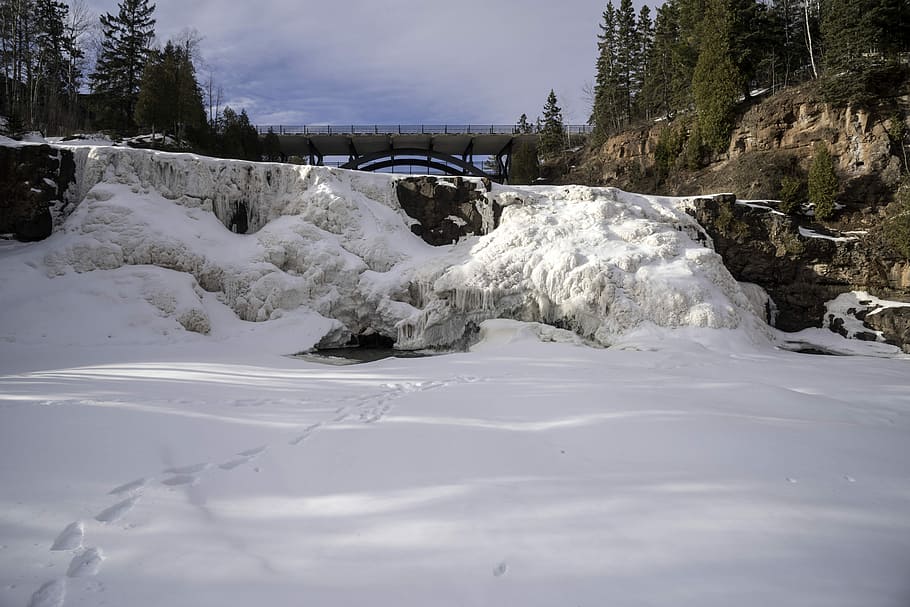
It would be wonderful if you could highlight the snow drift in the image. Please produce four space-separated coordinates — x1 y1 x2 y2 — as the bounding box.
1 144 768 350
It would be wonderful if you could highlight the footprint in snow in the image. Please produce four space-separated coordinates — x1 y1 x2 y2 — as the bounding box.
786 477 798 484
219 447 266 470
66 547 104 578
289 423 322 445
238 446 267 457
163 462 211 475
844 475 856 483
27 579 66 607
161 474 198 487
493 561 508 577
108 477 148 496
219 457 252 471
50 522 84 551
95 495 140 523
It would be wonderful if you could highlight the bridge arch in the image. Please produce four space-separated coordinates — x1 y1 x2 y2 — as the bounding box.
340 148 492 179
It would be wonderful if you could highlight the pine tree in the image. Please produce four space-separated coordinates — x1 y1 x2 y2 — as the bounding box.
1 0 37 128
262 127 282 161
33 0 69 131
134 40 205 143
538 89 564 159
516 113 533 134
692 0 741 153
728 0 768 98
509 141 539 184
640 0 682 120
634 5 654 117
217 106 261 160
91 0 156 133
820 0 909 105
808 141 838 219
592 2 622 140
615 0 637 122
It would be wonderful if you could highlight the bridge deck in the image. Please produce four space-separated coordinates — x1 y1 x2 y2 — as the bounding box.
256 124 592 181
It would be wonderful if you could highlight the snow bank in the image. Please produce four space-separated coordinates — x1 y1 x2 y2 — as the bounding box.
1 145 769 351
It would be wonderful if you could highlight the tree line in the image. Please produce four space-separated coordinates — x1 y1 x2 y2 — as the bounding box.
0 0 263 160
591 0 910 153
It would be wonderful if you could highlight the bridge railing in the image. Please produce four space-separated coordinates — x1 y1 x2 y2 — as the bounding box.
256 124 594 136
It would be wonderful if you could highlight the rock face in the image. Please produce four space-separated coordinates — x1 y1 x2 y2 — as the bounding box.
570 86 908 204
727 88 905 202
395 176 502 245
864 307 910 353
691 195 910 333
0 144 75 240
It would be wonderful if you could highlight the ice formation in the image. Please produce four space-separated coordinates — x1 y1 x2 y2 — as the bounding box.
3 144 770 349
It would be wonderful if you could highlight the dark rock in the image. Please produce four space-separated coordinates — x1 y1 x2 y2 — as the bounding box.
0 143 75 241
864 307 910 353
395 176 501 246
690 195 909 331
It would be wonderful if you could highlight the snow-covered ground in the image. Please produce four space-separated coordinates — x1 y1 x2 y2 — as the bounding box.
1 145 909 606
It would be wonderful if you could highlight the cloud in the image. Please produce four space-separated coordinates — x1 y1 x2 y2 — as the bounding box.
81 0 651 126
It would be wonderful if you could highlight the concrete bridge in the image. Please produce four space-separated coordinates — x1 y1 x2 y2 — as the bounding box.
256 124 593 182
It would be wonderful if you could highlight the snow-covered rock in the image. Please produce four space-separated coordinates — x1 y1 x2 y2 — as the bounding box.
2 145 770 350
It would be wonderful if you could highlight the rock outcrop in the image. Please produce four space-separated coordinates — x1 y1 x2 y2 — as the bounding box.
395 176 503 245
570 85 909 204
864 307 910 353
690 195 910 336
0 144 75 240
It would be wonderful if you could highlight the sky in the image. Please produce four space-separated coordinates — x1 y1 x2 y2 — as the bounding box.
81 0 653 127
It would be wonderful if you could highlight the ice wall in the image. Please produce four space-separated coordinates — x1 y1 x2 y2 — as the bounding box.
41 145 768 349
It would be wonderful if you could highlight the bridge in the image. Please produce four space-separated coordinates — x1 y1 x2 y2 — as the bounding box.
256 124 593 182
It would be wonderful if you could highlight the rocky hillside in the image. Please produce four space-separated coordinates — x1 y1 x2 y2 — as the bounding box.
567 83 908 205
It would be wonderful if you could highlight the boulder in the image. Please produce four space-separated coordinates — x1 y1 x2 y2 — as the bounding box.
0 143 75 241
395 176 502 246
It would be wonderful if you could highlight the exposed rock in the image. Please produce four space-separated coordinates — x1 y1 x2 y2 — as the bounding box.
569 86 908 205
864 307 910 353
395 176 501 246
690 195 910 331
0 143 75 240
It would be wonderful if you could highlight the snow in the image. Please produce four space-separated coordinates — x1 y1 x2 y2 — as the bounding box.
799 226 860 242
1 143 909 607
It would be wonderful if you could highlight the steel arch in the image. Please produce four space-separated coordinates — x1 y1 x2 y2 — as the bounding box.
340 148 492 179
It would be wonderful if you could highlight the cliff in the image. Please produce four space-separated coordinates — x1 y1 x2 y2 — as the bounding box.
568 84 908 205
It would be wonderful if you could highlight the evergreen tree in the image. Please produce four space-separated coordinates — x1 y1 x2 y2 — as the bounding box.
615 0 637 122
134 40 205 142
262 127 282 161
820 0 909 105
641 0 682 120
634 5 654 117
592 1 622 140
217 106 261 160
808 141 838 219
91 0 156 132
509 141 540 185
516 112 533 134
0 0 36 128
728 0 768 98
538 89 564 159
692 0 741 153
509 113 538 182
33 0 69 131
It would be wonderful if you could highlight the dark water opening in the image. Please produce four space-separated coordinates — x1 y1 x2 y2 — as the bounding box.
292 347 443 365
778 342 849 356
